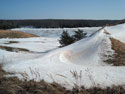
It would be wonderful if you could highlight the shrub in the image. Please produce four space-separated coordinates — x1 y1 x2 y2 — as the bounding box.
59 29 87 47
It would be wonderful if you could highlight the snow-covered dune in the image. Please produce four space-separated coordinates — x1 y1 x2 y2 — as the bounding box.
0 24 125 89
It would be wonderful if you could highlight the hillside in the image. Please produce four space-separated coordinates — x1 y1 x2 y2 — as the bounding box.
0 30 39 38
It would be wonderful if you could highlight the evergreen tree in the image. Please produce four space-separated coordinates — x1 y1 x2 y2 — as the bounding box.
59 31 74 47
59 29 87 47
73 29 87 41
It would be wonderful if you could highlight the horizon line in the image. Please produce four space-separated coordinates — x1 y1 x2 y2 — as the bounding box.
0 18 123 21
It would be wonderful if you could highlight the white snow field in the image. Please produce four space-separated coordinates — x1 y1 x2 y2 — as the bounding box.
11 27 101 38
0 24 125 89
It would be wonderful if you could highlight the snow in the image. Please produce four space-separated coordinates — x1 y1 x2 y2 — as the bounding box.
0 37 59 52
0 24 125 89
105 24 125 43
11 27 101 38
0 49 42 64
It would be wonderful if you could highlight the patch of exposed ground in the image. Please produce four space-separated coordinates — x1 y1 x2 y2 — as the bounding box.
105 38 125 66
0 64 125 94
0 65 6 77
4 41 19 44
0 30 39 38
110 38 125 53
0 45 31 52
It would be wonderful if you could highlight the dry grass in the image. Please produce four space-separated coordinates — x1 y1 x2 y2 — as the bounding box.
110 38 125 53
0 65 125 94
0 65 6 77
0 45 30 52
105 38 125 66
0 30 39 38
4 41 19 44
0 65 68 94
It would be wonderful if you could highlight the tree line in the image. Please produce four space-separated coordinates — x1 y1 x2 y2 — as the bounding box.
0 19 122 29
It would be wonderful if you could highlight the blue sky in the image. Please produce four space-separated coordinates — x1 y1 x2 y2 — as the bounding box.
0 0 125 19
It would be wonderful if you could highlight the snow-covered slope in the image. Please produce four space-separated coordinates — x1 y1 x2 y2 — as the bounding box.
105 24 125 43
0 24 125 89
11 27 101 38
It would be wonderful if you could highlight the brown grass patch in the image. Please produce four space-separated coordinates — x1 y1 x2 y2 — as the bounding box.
105 38 125 66
0 45 30 52
110 38 125 53
0 30 39 38
4 41 19 44
0 65 6 77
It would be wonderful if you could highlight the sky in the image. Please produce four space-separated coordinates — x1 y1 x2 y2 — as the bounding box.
0 0 125 20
